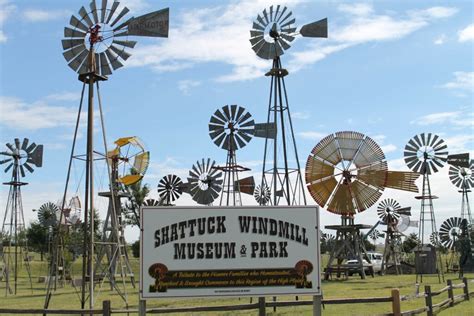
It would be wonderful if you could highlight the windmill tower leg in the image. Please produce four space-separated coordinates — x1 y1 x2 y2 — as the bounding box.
261 58 306 206
1 169 33 295
416 172 444 283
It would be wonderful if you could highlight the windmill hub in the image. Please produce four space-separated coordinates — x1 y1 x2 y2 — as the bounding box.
269 23 279 39
342 170 353 184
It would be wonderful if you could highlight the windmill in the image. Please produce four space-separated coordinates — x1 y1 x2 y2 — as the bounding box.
305 131 420 279
187 158 223 205
376 199 412 275
250 6 327 206
209 105 271 206
449 159 473 227
439 217 464 272
47 1 169 310
157 174 185 206
254 184 271 205
96 136 149 297
0 137 43 295
37 202 59 259
404 132 470 282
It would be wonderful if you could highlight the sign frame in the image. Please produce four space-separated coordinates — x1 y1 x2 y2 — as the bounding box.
139 206 320 299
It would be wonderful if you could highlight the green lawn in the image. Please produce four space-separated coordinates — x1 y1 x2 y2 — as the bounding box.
0 253 473 315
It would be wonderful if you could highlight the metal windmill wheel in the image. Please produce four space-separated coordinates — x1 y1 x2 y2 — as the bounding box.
429 232 441 247
142 199 160 206
449 159 473 189
108 136 150 186
0 138 43 177
250 5 327 60
377 198 411 224
38 202 59 227
254 184 271 205
439 217 464 250
62 0 169 76
209 105 255 151
157 174 184 205
188 159 223 205
404 133 448 175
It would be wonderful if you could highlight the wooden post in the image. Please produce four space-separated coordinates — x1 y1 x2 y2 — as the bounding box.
139 299 147 316
258 297 266 316
391 289 401 316
462 277 469 301
102 300 111 316
447 279 454 307
424 285 433 316
313 295 322 316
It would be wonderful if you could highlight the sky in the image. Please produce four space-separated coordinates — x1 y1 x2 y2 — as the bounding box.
0 0 473 243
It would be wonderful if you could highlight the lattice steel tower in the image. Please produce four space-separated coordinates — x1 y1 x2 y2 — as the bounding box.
249 6 327 205
0 138 43 295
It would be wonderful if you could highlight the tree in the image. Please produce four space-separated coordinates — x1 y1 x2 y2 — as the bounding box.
402 233 420 253
131 240 140 258
123 171 150 227
26 221 49 261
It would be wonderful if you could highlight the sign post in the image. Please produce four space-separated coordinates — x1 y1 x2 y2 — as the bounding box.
140 206 320 300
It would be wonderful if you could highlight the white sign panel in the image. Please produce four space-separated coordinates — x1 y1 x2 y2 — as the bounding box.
140 206 320 299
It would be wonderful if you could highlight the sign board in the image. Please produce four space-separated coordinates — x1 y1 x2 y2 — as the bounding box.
140 206 320 299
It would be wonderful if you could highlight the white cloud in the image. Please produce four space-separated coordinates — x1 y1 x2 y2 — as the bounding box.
23 9 70 22
411 109 473 128
434 34 446 45
128 0 298 81
178 80 201 95
0 0 15 43
440 72 474 91
381 144 397 153
290 4 457 73
126 2 458 82
338 3 373 16
298 131 326 140
292 111 310 119
458 23 474 42
0 96 80 130
45 92 81 102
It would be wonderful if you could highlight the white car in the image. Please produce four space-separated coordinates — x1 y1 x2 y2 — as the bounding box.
346 252 383 276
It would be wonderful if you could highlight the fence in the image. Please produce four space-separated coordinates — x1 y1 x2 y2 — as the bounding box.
0 278 471 315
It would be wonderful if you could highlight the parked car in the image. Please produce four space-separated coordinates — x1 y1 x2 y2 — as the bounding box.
346 252 383 276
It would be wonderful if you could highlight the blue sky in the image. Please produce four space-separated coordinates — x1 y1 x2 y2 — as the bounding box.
0 0 473 242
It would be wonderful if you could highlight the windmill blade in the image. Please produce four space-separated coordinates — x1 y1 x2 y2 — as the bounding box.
99 52 113 76
300 18 328 38
447 153 470 168
110 44 131 60
0 158 12 165
78 6 94 27
63 44 87 62
14 138 21 150
62 39 85 51
69 15 89 32
278 38 291 50
327 182 356 215
23 163 34 173
4 162 13 173
64 27 87 38
19 165 25 178
68 49 89 71
106 1 120 24
112 39 137 48
90 0 99 24
100 0 108 23
105 49 124 70
110 6 130 27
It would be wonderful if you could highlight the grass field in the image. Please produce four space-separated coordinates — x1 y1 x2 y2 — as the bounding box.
0 253 473 315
